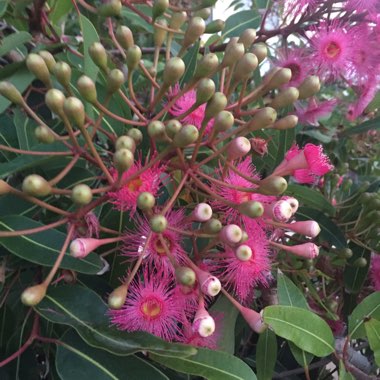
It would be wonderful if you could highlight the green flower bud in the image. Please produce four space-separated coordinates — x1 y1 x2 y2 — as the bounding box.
99 0 122 17
265 68 292 90
154 19 168 47
108 285 128 310
298 75 320 99
353 257 367 268
53 61 72 88
126 45 142 71
169 11 187 30
238 28 256 49
272 115 298 130
127 128 143 145
205 92 227 120
63 97 85 127
137 192 156 211
270 87 299 109
22 174 52 197
173 124 199 147
113 148 134 172
194 8 211 20
35 125 55 144
152 0 169 21
202 218 222 234
163 57 185 86
182 17 206 49
246 107 277 131
26 53 52 87
238 201 264 218
194 0 217 10
89 42 108 72
150 214 168 233
45 88 65 116
194 53 219 78
21 284 46 306
213 110 234 132
71 184 93 206
0 81 24 105
148 120 167 141
116 26 134 50
222 42 245 67
233 53 258 82
251 43 267 63
196 78 215 104
257 176 288 195
165 119 182 138
115 135 136 153
77 75 97 103
175 267 196 286
38 50 56 72
205 19 225 34
107 69 125 93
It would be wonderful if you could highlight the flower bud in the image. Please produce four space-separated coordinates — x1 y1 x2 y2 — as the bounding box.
21 284 46 306
0 180 11 195
63 97 85 127
205 19 225 34
270 87 299 109
194 53 219 78
126 45 142 71
115 135 136 153
169 11 187 30
298 76 320 100
195 0 217 9
251 43 267 63
226 136 251 160
116 26 134 50
53 61 72 88
183 17 206 49
163 57 185 86
353 257 367 268
107 69 125 93
281 196 299 214
222 42 245 67
196 78 215 104
127 128 143 145
270 200 293 222
193 312 215 337
22 174 52 197
273 241 319 259
62 270 77 284
272 115 298 130
205 92 227 120
154 19 168 47
246 107 277 131
265 68 292 90
238 201 264 218
220 224 243 245
196 269 221 297
70 238 103 258
202 218 222 234
38 50 56 72
71 184 93 206
175 267 197 287
35 125 55 143
258 176 288 195
192 203 213 222
152 0 169 21
150 214 168 233
99 0 122 17
165 119 182 138
148 120 167 141
235 244 252 261
0 81 24 105
239 231 249 243
238 28 256 49
77 75 97 103
233 53 258 82
173 124 199 147
45 88 65 115
26 53 52 87
113 148 134 172
286 221 321 237
213 110 234 132
108 285 128 310
240 307 267 333
137 192 156 211
194 8 211 19
89 42 108 72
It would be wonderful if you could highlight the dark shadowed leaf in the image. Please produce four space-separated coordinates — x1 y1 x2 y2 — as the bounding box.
256 329 277 380
340 117 380 136
0 32 32 57
364 318 380 366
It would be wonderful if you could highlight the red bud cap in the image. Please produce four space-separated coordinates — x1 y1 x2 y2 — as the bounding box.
240 307 267 333
71 184 93 206
272 115 298 130
26 53 52 87
152 0 169 21
99 0 122 17
175 267 196 287
154 19 168 47
270 87 299 109
113 149 134 172
0 180 11 195
202 218 222 234
196 78 215 104
183 17 206 48
63 97 85 127
173 124 199 147
150 214 168 233
251 43 267 63
271 200 292 222
22 174 52 197
214 110 234 132
77 75 97 103
205 19 225 34
115 135 136 153
165 120 182 138
38 51 56 72
108 285 128 309
137 192 156 211
233 53 258 82
194 53 219 78
227 137 251 160
169 11 187 30
127 128 143 145
205 92 227 120
107 69 125 93
222 42 245 67
89 42 108 71
53 61 72 87
126 45 142 71
163 57 185 86
298 75 320 99
258 176 287 195
238 201 264 218
238 28 256 49
116 26 134 50
21 284 47 306
0 81 24 105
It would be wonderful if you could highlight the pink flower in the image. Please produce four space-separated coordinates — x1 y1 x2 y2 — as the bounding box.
109 269 183 341
370 254 380 291
122 209 189 273
346 0 379 14
310 21 354 80
69 212 100 239
168 84 214 133
295 97 337 126
273 143 334 184
108 155 165 214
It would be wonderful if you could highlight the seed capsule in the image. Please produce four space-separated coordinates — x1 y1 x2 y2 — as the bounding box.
150 214 168 233
115 135 136 153
45 89 65 116
113 149 134 172
99 0 122 17
63 97 85 127
182 17 206 49
126 45 142 71
173 124 199 147
152 0 169 21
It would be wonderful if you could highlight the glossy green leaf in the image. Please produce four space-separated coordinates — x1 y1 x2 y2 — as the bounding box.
222 10 261 39
0 0 9 17
121 7 153 33
338 360 355 380
289 342 313 367
348 292 380 339
285 185 335 216
0 31 32 57
151 347 257 380
341 117 380 136
0 215 103 274
180 41 200 87
56 330 169 380
256 329 277 380
275 128 295 167
13 109 38 150
35 285 196 357
49 0 73 25
277 271 309 310
364 318 380 366
263 305 334 357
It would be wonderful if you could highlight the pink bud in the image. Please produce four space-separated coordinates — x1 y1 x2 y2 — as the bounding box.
195 268 221 297
264 200 292 222
220 224 243 245
271 241 319 259
240 307 267 333
70 238 103 258
193 308 215 337
286 221 321 238
192 203 213 222
226 137 251 160
250 137 268 156
235 245 252 261
281 196 299 214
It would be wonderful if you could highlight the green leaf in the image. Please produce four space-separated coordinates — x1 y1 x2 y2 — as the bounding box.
340 117 380 136
277 271 309 310
289 342 313 367
180 41 200 87
301 130 333 144
348 292 380 339
35 285 196 357
151 348 257 380
0 31 32 57
274 128 295 167
285 185 335 216
364 318 380 366
0 215 103 274
13 109 38 150
263 305 334 357
222 10 261 40
49 0 73 25
256 329 277 380
56 330 169 380
338 360 355 380
0 0 9 17
120 7 153 33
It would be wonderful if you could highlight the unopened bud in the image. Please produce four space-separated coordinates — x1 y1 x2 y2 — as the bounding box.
227 136 251 160
205 92 227 120
152 0 169 21
194 8 211 19
126 45 142 71
108 285 128 309
235 245 252 261
115 135 136 153
222 42 245 67
26 53 51 87
270 87 299 109
213 110 234 132
173 124 199 147
116 26 134 50
270 200 292 222
154 19 168 47
193 313 215 337
202 218 222 234
63 97 85 127
238 29 256 49
175 267 196 287
89 42 108 72
22 174 52 197
196 78 215 104
251 43 267 63
273 241 319 259
53 61 72 88
137 192 155 211
298 76 320 100
165 120 182 138
220 224 243 245
0 180 11 195
77 75 97 103
127 128 143 145
38 51 56 72
107 69 125 93
265 68 292 90
205 19 225 34
353 257 367 268
163 57 185 86
114 149 134 172
193 203 213 222
148 120 167 141
21 284 46 306
70 238 102 258
169 11 187 30
150 214 168 233
246 107 277 131
35 125 55 144
194 53 219 78
0 81 23 105
233 53 258 82
99 0 122 17
72 184 93 206
240 307 267 333
183 17 206 49
272 115 298 130
45 88 65 115
258 176 288 195
197 269 221 296
286 221 321 238
238 201 264 218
